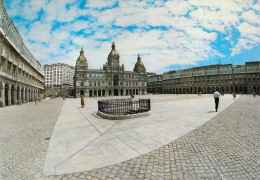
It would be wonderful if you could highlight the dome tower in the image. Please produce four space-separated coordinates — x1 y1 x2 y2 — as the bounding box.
107 42 120 66
133 54 146 73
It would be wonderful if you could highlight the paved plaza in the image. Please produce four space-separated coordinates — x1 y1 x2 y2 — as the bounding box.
0 94 259 179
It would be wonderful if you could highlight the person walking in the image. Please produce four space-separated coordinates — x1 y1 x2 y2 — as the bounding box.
214 89 220 112
233 92 236 100
81 95 84 108
34 97 37 105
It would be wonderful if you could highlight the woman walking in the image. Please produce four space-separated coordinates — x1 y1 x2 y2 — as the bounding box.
81 95 84 108
233 92 236 100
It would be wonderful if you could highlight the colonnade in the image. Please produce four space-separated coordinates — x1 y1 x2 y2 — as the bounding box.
77 88 147 97
0 81 41 107
164 85 260 94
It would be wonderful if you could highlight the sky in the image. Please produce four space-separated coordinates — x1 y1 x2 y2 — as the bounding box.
5 0 260 73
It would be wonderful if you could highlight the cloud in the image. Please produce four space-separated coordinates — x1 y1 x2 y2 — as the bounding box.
241 10 260 25
27 21 52 42
86 0 118 8
5 0 260 73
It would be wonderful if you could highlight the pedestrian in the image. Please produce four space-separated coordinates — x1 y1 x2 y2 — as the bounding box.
34 97 37 105
0 97 2 107
253 91 256 97
81 95 84 108
233 92 236 100
213 89 220 112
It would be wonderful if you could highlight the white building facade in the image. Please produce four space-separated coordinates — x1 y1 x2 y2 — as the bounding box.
44 63 75 90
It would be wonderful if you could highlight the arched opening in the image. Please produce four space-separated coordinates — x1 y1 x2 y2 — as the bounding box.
102 89 105 96
98 89 101 97
190 87 192 94
130 89 132 95
183 88 185 94
80 90 84 97
109 89 112 96
126 89 129 95
253 86 256 93
21 87 24 102
114 89 118 96
89 90 93 97
225 87 229 94
195 87 197 93
211 87 215 93
25 88 28 102
202 87 205 94
120 89 123 96
136 89 138 95
235 86 238 93
113 75 118 86
142 89 144 95
94 90 97 96
11 85 15 105
5 84 8 106
176 88 179 94
239 86 242 93
243 86 247 94
17 86 19 103
173 88 175 94
206 87 209 94
0 82 2 106
231 86 234 93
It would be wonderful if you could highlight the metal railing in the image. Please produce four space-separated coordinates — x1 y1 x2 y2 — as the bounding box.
98 98 150 115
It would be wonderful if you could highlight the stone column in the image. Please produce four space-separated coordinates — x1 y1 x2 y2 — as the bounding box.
112 89 114 96
23 90 25 103
26 90 29 102
13 86 17 105
8 84 11 106
18 87 21 102
1 83 5 107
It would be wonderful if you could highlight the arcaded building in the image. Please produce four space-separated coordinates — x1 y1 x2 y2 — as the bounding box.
0 0 44 107
158 61 260 95
74 43 147 97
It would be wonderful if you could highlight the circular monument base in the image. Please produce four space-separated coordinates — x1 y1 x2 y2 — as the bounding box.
97 111 150 120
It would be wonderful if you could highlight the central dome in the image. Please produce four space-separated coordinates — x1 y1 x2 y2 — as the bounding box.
109 42 119 57
77 47 87 61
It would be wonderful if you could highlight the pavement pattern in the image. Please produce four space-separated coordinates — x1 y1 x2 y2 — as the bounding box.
0 98 65 180
0 95 259 180
44 94 236 176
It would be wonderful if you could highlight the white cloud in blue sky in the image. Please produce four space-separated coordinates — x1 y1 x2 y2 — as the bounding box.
5 0 260 73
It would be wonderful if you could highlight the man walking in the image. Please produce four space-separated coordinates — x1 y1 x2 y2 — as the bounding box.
214 89 220 112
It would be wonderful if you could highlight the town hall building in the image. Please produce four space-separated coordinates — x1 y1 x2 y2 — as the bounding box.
74 42 147 97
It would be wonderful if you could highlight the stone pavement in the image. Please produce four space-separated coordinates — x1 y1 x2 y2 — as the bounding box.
44 94 237 176
0 98 65 180
47 95 259 180
0 95 259 180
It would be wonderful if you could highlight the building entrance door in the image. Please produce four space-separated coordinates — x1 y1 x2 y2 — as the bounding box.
114 89 118 96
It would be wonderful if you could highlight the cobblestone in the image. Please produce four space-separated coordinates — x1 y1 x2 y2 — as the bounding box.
0 96 259 179
0 98 64 180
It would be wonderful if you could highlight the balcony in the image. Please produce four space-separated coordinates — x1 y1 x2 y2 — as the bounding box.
193 71 205 76
206 70 218 75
